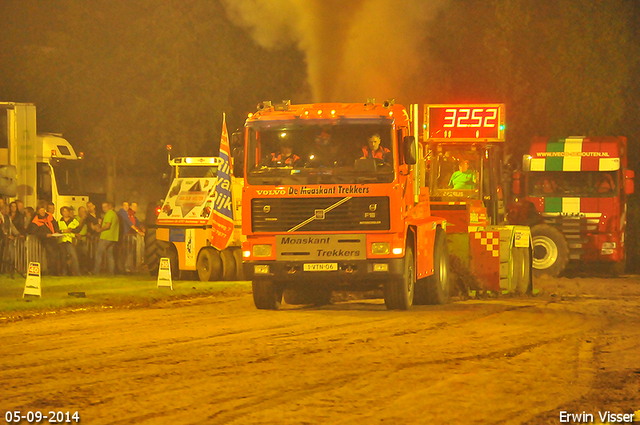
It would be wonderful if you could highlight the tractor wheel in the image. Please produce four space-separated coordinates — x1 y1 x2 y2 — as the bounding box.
220 248 237 281
144 228 169 276
166 246 180 280
422 228 451 305
384 244 415 310
196 247 223 281
252 280 283 310
512 246 531 294
531 224 568 277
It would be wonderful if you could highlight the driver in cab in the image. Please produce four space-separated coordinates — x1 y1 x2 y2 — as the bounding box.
448 159 476 189
267 141 300 167
361 134 391 163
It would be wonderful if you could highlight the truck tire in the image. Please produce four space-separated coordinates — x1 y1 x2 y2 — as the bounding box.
221 249 236 281
610 253 626 276
384 244 415 310
196 247 223 281
232 248 245 281
531 224 568 277
422 228 451 305
252 280 283 310
283 287 332 306
144 229 169 276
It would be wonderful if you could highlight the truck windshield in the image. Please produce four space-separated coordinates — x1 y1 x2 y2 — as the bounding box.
246 122 394 185
430 147 481 199
528 171 618 197
50 158 83 196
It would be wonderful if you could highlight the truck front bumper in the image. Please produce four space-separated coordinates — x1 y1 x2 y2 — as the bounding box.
243 258 405 289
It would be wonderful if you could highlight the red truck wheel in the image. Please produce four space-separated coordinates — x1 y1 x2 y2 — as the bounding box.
252 280 283 310
531 224 568 277
384 244 415 310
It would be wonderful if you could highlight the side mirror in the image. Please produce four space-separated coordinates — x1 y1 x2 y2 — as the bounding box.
0 165 17 197
512 171 521 195
231 131 243 148
403 136 416 165
625 169 634 195
232 147 244 178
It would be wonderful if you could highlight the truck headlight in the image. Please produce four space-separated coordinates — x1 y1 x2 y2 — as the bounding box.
371 242 390 255
252 244 272 257
602 242 617 249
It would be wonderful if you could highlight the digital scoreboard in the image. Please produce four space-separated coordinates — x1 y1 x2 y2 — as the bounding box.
424 104 505 142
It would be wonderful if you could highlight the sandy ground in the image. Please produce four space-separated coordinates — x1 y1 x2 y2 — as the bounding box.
1 275 640 425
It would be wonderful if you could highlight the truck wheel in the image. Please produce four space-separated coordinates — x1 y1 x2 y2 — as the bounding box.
196 247 223 281
512 247 531 294
384 244 415 310
531 224 568 277
232 248 245 281
610 253 626 276
144 229 169 276
284 288 332 306
423 228 451 305
252 280 283 310
221 249 236 281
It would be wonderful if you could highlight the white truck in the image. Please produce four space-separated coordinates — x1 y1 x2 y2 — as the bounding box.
146 156 245 280
0 102 88 215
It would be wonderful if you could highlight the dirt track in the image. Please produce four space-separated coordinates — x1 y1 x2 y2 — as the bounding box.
2 276 640 424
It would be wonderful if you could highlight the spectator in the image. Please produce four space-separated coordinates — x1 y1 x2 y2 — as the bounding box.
93 201 119 275
27 201 60 276
23 207 35 232
9 202 25 234
58 206 81 276
73 206 91 274
47 202 56 216
116 201 132 273
0 203 20 274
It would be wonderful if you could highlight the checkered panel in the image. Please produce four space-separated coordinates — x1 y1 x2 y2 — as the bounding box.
474 231 500 257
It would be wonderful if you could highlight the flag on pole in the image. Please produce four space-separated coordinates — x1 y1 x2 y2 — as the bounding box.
210 113 234 250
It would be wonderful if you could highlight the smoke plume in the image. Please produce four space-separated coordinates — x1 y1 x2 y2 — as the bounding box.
223 0 446 103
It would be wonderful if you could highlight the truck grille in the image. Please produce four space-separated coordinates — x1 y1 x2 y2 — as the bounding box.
251 196 390 233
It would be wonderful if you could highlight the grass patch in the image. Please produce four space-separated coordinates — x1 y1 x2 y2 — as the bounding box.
0 273 252 316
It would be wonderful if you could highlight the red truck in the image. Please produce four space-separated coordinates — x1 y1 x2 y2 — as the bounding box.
239 101 449 310
510 136 634 276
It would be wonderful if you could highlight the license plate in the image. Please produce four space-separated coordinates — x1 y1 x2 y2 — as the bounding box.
303 263 338 272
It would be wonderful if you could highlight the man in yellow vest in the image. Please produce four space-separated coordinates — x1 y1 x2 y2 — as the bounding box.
58 206 81 276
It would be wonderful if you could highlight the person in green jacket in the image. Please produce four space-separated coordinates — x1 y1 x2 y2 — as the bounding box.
93 202 120 275
448 159 477 190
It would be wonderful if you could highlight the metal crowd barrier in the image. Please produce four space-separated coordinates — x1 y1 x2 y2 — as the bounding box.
5 233 145 276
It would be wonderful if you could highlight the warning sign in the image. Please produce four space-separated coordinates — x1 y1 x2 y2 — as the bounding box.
23 262 42 298
157 257 173 290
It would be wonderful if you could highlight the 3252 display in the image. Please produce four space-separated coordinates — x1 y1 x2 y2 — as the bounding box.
425 104 505 142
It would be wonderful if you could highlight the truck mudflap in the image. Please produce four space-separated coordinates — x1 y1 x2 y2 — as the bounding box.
467 225 531 293
243 258 405 289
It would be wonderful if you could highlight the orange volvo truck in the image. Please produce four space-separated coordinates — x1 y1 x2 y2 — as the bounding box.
239 101 449 310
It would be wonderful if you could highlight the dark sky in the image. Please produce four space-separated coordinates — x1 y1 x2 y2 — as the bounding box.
0 0 638 197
